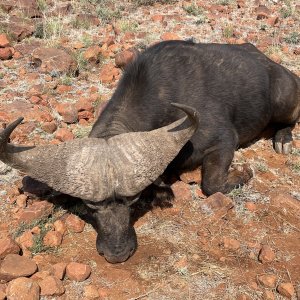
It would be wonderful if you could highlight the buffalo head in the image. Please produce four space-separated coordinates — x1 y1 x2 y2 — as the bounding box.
0 103 199 263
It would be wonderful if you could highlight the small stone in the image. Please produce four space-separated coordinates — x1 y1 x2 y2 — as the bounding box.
256 5 271 19
84 284 99 298
56 103 78 124
52 262 67 280
75 97 94 112
31 226 41 235
277 282 295 299
7 277 40 300
16 194 27 208
16 201 53 224
0 254 37 281
42 121 57 134
263 290 275 300
0 47 13 60
31 47 77 75
53 220 67 236
115 48 138 69
161 32 180 40
245 202 257 211
200 192 234 219
65 214 85 233
0 290 5 300
39 275 65 296
258 245 276 263
16 231 34 249
0 34 10 47
237 294 251 300
257 274 277 288
31 270 51 281
151 14 164 22
267 16 279 26
43 231 63 247
171 181 192 202
66 262 91 281
84 45 102 63
55 128 74 141
0 237 20 258
222 237 240 250
179 168 201 184
56 85 72 94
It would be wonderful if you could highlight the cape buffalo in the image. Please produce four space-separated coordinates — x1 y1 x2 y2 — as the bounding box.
1 40 299 263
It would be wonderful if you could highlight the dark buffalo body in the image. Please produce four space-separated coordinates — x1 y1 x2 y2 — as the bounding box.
1 40 299 264
90 41 300 194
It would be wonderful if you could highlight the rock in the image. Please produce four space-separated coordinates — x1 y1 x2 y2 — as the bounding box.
151 14 164 22
115 48 138 69
66 262 91 281
222 237 240 250
99 63 120 84
16 231 34 249
16 194 27 208
7 277 40 300
56 85 73 94
171 181 192 202
31 47 77 75
0 254 37 281
43 231 63 247
245 202 257 211
277 282 295 299
65 214 85 233
56 103 78 124
0 237 20 258
258 245 276 263
179 168 201 184
52 262 67 280
53 220 67 236
200 192 234 219
6 17 35 41
75 97 94 112
267 16 279 26
236 294 251 300
0 33 10 47
257 274 277 288
256 5 271 19
84 45 102 63
84 284 99 298
263 290 275 300
31 270 51 281
76 14 100 26
161 32 180 40
16 201 53 224
55 128 74 141
42 121 57 134
0 47 13 60
78 110 94 120
39 275 65 296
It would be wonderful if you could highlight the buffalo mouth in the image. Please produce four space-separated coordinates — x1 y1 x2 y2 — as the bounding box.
101 246 136 264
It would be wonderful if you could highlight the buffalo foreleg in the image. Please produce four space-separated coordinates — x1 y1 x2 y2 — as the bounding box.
201 146 253 195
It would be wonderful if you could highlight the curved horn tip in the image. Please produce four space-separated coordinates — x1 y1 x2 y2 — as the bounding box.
0 117 24 141
170 103 200 127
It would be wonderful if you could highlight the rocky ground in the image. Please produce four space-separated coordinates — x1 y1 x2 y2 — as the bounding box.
0 0 299 299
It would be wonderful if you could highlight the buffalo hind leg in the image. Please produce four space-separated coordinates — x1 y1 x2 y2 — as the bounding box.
274 126 293 155
201 147 253 196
